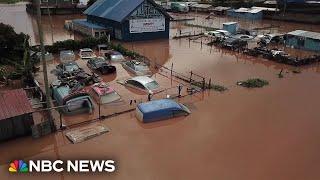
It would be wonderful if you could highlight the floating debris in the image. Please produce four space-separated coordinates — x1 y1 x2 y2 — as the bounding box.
237 78 269 88
66 124 110 144
292 69 301 74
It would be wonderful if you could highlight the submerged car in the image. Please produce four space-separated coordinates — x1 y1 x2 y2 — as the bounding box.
222 38 248 50
136 99 191 123
56 61 82 76
124 76 160 93
258 34 284 45
87 57 116 75
90 82 121 104
232 34 254 41
121 60 151 75
79 48 96 60
60 50 75 63
204 31 225 40
51 84 94 114
215 30 231 37
104 50 125 62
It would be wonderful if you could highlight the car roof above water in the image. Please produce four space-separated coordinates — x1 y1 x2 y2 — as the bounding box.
129 76 154 85
137 99 182 114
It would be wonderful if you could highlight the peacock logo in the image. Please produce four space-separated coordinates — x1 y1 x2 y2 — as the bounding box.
9 160 28 173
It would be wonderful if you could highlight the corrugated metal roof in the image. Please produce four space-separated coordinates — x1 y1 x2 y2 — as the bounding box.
84 0 170 23
287 30 320 40
73 19 107 30
0 89 33 120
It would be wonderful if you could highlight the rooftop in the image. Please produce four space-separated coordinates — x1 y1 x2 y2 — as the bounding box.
73 19 107 30
84 0 170 23
137 99 181 114
0 89 33 120
287 30 320 40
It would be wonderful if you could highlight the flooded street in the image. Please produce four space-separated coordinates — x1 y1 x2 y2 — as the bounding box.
1 3 320 180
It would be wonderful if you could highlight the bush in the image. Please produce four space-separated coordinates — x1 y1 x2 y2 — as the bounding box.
237 78 269 88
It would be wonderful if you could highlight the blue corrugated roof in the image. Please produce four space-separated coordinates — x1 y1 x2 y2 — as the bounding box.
84 0 144 22
138 99 181 114
73 19 107 30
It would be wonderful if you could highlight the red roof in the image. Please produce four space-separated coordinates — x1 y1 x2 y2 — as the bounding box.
0 89 33 120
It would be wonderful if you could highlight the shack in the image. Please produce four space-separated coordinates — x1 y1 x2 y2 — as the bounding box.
71 19 111 38
189 4 212 13
285 30 320 52
84 0 172 41
0 89 34 141
227 8 263 20
223 22 238 34
211 6 231 15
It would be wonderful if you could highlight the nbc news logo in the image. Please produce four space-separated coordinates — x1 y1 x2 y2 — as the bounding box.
9 159 116 173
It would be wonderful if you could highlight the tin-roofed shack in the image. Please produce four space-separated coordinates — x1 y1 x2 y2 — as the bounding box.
0 89 34 141
286 30 320 52
83 0 172 41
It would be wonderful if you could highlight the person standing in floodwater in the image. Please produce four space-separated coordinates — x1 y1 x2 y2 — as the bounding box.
178 84 183 97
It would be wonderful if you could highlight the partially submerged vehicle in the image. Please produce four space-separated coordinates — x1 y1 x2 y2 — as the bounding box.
56 61 83 77
79 48 96 60
204 31 225 40
215 30 231 37
103 50 125 62
222 38 248 50
136 99 191 123
98 44 109 56
121 60 151 76
51 82 94 114
258 34 284 45
232 34 255 41
123 76 160 93
60 50 75 63
171 2 189 13
87 57 116 75
56 61 100 85
90 82 121 104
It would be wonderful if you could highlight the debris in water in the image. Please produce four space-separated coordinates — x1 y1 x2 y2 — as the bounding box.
65 124 110 144
292 69 301 74
237 78 269 88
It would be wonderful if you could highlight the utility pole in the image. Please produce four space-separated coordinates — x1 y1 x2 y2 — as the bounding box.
36 0 56 132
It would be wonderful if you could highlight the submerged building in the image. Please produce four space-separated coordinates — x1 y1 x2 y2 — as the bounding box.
286 30 320 52
81 0 171 41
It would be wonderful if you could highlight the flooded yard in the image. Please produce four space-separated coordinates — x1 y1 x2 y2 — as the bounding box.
1 3 320 180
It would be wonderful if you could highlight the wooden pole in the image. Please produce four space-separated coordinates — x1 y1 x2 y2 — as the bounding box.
36 0 55 132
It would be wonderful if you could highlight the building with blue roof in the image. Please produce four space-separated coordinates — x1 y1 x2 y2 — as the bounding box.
82 0 171 41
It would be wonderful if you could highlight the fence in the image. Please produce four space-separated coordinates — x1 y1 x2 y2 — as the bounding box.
22 60 212 138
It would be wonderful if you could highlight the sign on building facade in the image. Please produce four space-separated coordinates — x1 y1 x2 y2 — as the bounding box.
129 0 165 34
129 18 165 33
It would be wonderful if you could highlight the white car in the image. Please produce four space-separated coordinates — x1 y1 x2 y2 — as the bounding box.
124 76 160 93
215 30 231 37
79 48 96 60
121 60 151 76
204 31 224 39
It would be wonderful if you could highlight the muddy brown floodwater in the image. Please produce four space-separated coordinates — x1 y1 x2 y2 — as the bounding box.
1 3 320 180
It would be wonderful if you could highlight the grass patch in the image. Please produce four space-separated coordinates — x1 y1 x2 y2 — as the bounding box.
237 78 269 88
210 84 228 92
191 81 227 92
